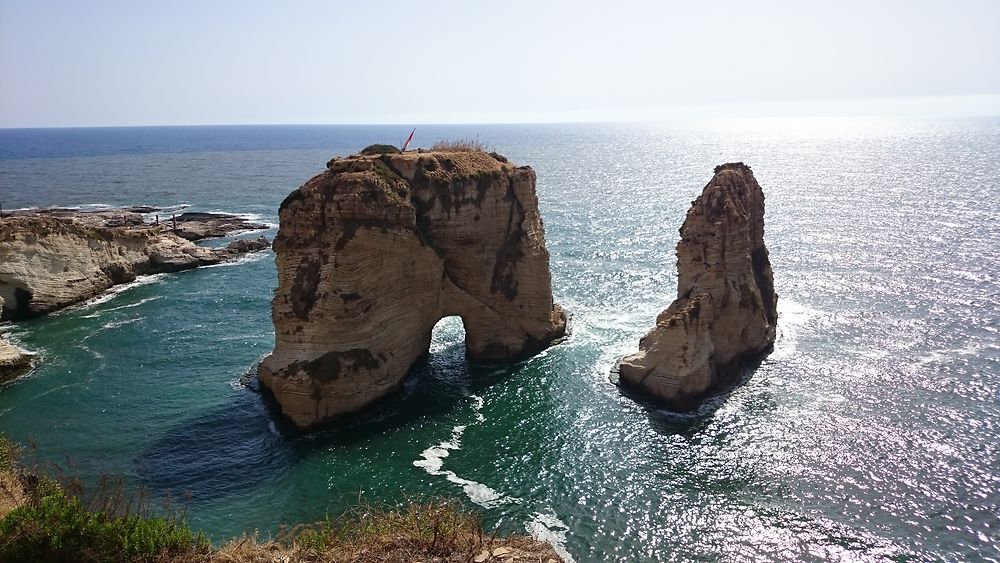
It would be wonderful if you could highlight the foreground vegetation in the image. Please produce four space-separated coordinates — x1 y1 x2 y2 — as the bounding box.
0 436 561 562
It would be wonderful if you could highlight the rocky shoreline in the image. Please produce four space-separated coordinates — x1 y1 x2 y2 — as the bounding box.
0 206 272 383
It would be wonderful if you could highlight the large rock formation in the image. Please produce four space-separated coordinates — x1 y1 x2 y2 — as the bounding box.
0 213 270 320
259 149 567 428
618 163 777 407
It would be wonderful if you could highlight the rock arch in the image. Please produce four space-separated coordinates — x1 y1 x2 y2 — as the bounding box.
259 149 566 429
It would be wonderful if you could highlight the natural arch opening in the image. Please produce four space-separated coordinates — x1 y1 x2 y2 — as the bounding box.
418 316 473 397
429 315 467 357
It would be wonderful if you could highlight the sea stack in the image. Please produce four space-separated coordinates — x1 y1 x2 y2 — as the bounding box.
618 163 777 407
259 148 567 429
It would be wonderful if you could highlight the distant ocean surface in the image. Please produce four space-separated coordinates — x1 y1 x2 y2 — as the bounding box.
1 120 998 562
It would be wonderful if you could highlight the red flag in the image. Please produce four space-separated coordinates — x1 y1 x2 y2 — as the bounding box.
401 128 415 152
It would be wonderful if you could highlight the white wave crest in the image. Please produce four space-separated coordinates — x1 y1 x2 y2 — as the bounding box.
206 209 279 230
200 250 272 269
101 317 143 330
81 296 163 318
412 394 518 508
57 274 168 315
525 509 575 563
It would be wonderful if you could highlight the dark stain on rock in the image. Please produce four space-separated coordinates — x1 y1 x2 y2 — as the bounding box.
279 188 306 214
433 178 455 215
290 257 321 320
475 174 495 207
335 218 392 251
340 292 361 303
297 348 382 382
490 181 525 300
103 264 135 285
751 246 777 326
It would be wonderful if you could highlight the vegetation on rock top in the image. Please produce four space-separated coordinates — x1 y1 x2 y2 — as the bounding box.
431 138 494 153
359 143 401 156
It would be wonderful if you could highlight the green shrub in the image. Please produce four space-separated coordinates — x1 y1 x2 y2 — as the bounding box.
0 489 207 562
359 143 401 155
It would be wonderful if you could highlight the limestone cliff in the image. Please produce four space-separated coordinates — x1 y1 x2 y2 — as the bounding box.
0 215 270 320
259 149 567 428
618 163 777 407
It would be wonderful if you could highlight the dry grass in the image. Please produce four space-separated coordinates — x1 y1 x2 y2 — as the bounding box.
0 471 30 520
199 500 562 563
430 139 494 153
0 436 27 519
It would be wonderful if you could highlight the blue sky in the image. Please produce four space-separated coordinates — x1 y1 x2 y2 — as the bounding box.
1 0 999 127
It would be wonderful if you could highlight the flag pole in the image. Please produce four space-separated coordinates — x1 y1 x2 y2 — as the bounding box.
401 128 415 152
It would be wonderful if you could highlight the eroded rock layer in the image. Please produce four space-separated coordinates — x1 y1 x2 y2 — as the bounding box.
259 150 566 428
618 163 777 407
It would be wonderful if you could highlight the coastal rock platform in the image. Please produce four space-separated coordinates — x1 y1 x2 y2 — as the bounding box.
0 207 271 320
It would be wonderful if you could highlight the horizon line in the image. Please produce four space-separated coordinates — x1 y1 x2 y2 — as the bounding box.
3 94 999 130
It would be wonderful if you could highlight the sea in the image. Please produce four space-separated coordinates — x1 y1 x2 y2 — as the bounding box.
0 119 998 562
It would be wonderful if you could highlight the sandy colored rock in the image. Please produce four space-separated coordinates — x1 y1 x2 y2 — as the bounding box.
0 340 33 385
0 296 33 384
0 214 270 320
618 163 777 407
259 149 566 429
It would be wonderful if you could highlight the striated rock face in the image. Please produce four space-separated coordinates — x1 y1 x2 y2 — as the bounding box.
0 215 270 320
259 149 567 428
618 163 777 407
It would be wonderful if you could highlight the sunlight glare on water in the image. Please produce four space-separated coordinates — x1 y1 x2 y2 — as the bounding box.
1 119 998 561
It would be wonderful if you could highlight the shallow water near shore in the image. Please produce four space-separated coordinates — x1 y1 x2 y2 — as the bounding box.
1 119 999 561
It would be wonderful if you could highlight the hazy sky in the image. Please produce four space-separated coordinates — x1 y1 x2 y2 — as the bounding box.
2 0 999 127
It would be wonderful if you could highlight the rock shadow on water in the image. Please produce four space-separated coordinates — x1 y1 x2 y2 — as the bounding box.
134 389 294 504
136 339 523 505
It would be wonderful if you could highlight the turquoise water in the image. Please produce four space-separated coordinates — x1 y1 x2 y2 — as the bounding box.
1 120 999 561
